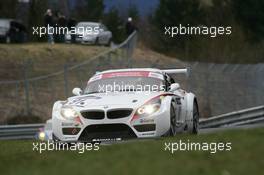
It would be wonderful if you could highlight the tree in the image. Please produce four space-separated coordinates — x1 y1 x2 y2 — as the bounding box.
27 0 48 41
152 0 204 51
154 0 202 28
75 0 104 21
0 0 17 18
200 0 234 26
103 8 125 43
232 0 264 41
127 4 139 21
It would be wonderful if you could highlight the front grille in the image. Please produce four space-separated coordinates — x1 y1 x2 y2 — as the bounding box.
81 110 105 120
107 109 133 119
134 124 156 132
78 124 137 141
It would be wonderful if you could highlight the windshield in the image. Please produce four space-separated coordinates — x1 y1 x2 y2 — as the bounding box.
84 75 165 94
76 23 99 28
0 20 10 28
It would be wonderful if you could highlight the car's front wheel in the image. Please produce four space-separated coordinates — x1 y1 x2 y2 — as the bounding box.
169 104 177 136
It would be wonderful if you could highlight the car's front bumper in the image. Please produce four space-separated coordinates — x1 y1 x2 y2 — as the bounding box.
52 106 170 142
75 36 97 44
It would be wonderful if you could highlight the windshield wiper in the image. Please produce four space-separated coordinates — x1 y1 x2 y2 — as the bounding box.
85 91 101 94
119 88 136 92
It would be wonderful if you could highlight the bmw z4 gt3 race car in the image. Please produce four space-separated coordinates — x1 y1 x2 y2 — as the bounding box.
52 68 199 142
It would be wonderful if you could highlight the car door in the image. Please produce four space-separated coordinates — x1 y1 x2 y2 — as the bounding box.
166 74 183 124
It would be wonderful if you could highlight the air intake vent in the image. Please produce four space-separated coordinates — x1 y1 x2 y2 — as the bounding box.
78 124 137 141
134 124 156 132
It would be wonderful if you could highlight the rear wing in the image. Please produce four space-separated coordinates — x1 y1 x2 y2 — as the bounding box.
162 68 190 76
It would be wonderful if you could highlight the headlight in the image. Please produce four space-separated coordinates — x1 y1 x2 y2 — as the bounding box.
137 103 160 115
131 96 163 122
60 106 78 120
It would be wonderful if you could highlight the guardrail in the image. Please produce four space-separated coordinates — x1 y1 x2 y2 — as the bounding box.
199 105 264 128
0 105 264 140
0 123 44 140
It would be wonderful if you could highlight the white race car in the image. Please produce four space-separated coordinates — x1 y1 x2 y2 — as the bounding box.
52 68 199 142
65 22 112 45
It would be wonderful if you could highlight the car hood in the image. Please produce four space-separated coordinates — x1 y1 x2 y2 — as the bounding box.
64 92 164 109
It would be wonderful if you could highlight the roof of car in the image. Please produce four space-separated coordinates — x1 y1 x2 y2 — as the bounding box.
77 22 100 25
97 68 164 75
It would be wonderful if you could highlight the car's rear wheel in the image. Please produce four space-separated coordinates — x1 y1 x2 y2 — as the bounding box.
192 101 199 134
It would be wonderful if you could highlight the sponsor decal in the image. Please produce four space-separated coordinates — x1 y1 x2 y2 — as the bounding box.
74 117 83 125
102 71 149 78
87 71 164 83
92 138 122 142
68 96 101 106
141 132 155 136
88 74 102 83
139 118 155 123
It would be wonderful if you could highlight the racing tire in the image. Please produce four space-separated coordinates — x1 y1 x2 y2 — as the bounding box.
169 104 177 136
95 37 99 45
192 101 199 134
106 38 112 46
52 133 61 142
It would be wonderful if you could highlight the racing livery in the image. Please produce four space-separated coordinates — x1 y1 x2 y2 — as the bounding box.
52 68 199 142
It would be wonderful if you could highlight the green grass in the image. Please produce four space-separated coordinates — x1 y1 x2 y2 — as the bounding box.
0 128 263 175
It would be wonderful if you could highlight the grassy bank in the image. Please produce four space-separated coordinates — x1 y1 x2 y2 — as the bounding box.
0 43 108 80
0 127 263 175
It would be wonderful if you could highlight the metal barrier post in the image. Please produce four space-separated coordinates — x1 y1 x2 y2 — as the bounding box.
64 64 69 97
23 61 30 116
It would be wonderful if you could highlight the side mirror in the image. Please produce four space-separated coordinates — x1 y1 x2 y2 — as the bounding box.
169 83 180 92
72 87 82 96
